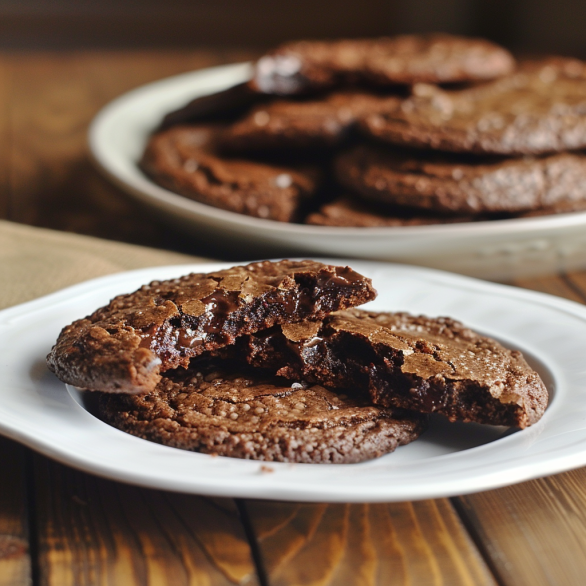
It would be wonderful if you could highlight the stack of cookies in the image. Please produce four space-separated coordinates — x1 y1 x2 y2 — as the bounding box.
47 260 548 463
141 34 586 226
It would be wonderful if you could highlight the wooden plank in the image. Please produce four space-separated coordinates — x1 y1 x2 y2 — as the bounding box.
0 437 32 586
4 50 253 255
244 499 496 585
560 271 586 303
0 55 10 220
512 273 586 303
33 456 259 586
455 468 586 586
451 272 586 585
0 1 391 49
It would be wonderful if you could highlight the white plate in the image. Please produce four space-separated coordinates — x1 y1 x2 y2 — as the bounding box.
88 63 586 282
1 260 586 502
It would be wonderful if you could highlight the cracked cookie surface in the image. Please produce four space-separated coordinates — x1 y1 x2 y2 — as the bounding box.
47 260 376 395
362 58 586 155
95 360 426 463
226 308 548 428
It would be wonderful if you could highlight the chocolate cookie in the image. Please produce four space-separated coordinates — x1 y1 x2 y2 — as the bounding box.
306 197 586 226
225 309 548 428
221 91 397 151
336 145 586 214
305 197 474 227
251 34 515 95
517 198 586 217
140 125 317 222
362 58 586 155
96 360 426 463
161 83 267 129
47 260 376 395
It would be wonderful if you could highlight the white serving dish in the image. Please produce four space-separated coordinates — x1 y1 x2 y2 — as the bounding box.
1 260 585 502
88 63 586 281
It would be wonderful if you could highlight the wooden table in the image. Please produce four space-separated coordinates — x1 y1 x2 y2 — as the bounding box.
2 50 586 586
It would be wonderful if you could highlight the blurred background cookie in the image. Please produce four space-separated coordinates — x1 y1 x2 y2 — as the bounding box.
251 34 515 95
221 90 398 151
362 59 586 155
227 308 548 428
141 125 319 221
336 145 586 214
305 196 475 226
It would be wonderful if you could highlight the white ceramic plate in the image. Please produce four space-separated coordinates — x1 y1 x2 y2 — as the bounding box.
88 63 586 282
1 260 586 502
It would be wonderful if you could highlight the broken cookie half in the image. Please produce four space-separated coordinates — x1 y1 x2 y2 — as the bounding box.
46 260 376 395
224 308 548 428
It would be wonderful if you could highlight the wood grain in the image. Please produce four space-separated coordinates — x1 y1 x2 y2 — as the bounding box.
455 469 586 586
451 272 586 585
1 50 255 257
244 499 496 585
0 437 32 586
32 456 259 586
561 271 586 303
0 0 392 49
0 57 9 220
512 273 586 303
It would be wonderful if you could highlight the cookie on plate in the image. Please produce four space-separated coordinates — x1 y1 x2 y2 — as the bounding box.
516 198 586 217
305 196 475 227
47 260 376 395
96 360 426 463
336 145 586 214
140 125 317 222
305 195 586 227
225 309 548 428
251 34 515 95
362 58 586 155
221 91 398 151
160 82 267 128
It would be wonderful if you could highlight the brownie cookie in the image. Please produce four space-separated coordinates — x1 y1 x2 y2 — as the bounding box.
251 34 515 95
336 145 586 214
362 58 586 155
306 196 586 226
305 197 474 227
226 309 548 428
96 360 426 463
47 260 376 395
517 198 586 217
221 91 398 151
161 83 267 129
140 125 317 222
